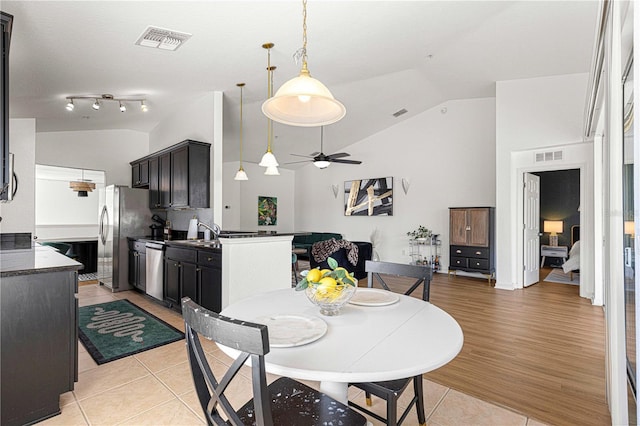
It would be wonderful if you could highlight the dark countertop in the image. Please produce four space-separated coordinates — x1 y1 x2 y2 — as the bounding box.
129 232 303 251
0 245 84 277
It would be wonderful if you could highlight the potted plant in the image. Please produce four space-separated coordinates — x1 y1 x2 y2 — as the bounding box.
407 226 432 242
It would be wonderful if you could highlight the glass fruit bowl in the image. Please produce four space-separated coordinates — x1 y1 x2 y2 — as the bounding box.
297 257 358 316
305 282 357 316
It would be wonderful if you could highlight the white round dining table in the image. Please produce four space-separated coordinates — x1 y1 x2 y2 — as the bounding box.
219 287 464 403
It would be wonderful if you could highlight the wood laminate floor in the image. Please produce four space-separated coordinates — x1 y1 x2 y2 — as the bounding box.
379 267 609 426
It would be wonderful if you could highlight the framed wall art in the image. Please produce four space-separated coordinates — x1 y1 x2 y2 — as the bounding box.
344 177 393 216
258 196 277 225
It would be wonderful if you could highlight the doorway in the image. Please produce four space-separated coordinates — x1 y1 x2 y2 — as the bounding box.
531 169 581 285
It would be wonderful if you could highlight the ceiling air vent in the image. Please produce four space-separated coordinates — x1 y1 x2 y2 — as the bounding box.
392 108 408 118
135 26 192 51
535 150 563 163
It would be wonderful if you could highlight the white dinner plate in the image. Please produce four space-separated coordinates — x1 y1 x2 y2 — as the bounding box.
253 314 327 348
349 288 400 306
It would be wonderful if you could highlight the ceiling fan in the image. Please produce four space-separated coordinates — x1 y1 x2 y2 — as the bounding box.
288 127 362 169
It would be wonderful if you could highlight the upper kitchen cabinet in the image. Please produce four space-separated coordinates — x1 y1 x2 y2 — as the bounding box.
131 140 210 210
131 159 149 188
0 12 13 202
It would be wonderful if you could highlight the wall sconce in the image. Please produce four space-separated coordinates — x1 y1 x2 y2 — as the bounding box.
543 220 563 246
331 184 339 198
401 178 410 195
65 94 148 113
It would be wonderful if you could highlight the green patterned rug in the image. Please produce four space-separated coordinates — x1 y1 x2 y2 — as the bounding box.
78 299 184 365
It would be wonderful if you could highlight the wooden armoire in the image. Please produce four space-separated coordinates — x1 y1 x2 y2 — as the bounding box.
448 207 495 283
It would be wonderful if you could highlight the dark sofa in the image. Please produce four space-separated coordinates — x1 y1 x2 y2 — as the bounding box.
292 232 342 259
309 241 373 280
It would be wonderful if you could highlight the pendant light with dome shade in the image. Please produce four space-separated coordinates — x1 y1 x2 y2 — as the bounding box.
262 0 345 127
259 43 280 174
234 83 249 181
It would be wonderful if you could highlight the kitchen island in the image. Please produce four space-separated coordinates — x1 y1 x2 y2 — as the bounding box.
164 232 296 311
1 244 82 426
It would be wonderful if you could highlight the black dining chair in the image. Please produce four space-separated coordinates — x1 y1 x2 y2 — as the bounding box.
181 297 367 426
348 260 434 426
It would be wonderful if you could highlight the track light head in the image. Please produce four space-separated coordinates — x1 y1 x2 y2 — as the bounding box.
92 99 100 110
66 94 147 112
119 101 126 112
140 100 148 112
66 99 74 111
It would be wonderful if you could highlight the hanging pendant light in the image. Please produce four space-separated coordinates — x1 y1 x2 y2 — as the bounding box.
259 43 280 171
262 0 345 127
69 169 96 197
234 83 249 181
264 165 280 176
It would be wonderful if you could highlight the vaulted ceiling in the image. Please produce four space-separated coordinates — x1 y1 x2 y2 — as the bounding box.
4 1 598 168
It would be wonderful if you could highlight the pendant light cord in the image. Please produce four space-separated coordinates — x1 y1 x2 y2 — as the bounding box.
301 0 308 70
267 46 274 152
238 83 244 168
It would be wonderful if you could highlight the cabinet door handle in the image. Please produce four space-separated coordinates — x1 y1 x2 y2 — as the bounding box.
466 226 471 231
196 268 201 272
207 257 213 261
456 250 462 254
475 251 481 255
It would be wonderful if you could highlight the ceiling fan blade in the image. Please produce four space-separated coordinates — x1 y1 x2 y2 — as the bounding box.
326 152 350 159
309 152 320 157
283 160 312 165
290 153 313 158
330 159 362 165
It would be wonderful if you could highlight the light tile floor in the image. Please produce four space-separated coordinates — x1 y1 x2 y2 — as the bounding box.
38 284 549 426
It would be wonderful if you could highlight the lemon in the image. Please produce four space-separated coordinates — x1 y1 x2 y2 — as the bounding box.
320 269 332 277
318 276 337 289
306 268 322 283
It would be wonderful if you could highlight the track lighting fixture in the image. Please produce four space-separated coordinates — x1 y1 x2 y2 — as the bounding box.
65 94 148 113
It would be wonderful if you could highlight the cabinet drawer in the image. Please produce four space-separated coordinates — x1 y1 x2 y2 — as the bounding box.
197 250 221 267
541 247 567 257
450 246 489 259
450 257 468 268
165 247 197 263
468 258 489 270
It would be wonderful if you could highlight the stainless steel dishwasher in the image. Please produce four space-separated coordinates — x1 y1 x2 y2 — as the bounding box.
145 241 165 301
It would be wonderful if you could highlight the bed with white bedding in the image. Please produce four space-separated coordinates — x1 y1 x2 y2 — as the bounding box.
562 225 580 277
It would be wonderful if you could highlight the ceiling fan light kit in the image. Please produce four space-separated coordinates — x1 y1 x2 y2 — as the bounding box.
262 0 345 127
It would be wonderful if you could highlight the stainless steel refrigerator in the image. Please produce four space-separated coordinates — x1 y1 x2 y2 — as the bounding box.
98 185 152 292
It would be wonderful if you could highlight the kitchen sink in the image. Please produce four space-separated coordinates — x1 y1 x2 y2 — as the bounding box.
170 239 221 248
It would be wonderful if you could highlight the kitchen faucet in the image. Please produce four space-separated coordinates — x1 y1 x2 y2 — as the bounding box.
197 222 220 240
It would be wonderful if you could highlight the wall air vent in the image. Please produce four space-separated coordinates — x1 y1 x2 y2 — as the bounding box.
135 26 192 51
535 150 563 163
392 108 408 118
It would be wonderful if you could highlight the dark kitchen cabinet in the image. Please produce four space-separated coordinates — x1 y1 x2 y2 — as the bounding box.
164 245 222 313
197 250 222 313
132 140 210 210
128 240 146 292
170 146 189 208
448 207 495 284
164 246 198 310
131 160 149 188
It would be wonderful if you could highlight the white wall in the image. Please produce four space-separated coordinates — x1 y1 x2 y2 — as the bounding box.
36 129 149 185
294 98 496 265
495 73 589 290
0 119 36 235
222 161 295 232
149 92 224 232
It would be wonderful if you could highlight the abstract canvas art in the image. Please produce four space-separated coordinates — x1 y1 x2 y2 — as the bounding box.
258 196 277 225
344 177 393 216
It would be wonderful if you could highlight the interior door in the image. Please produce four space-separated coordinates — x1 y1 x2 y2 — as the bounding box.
524 172 541 287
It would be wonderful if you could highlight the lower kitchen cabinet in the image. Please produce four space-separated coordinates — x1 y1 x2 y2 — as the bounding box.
197 250 222 313
128 240 146 292
164 246 220 312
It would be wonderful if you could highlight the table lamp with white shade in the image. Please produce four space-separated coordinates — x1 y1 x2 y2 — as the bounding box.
544 220 563 247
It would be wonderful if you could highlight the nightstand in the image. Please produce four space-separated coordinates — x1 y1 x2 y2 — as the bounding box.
540 245 568 267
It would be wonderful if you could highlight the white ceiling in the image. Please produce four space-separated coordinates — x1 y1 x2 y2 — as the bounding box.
3 1 599 168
